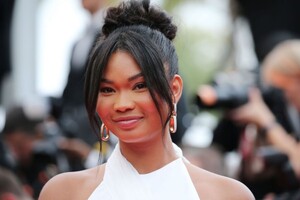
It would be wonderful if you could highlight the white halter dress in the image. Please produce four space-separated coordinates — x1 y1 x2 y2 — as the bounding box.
88 143 200 200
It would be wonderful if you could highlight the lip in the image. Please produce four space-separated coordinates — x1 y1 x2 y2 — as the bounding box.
113 116 143 130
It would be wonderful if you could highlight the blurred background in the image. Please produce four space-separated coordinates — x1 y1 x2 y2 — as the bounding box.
1 0 300 199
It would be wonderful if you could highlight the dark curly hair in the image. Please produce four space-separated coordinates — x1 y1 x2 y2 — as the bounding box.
102 0 177 41
85 0 179 134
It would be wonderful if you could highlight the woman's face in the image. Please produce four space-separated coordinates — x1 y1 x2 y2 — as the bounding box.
96 51 168 143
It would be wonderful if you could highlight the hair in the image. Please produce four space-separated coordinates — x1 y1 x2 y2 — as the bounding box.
84 0 179 134
262 39 300 79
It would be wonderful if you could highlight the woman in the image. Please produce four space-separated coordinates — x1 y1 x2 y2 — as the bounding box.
39 0 254 199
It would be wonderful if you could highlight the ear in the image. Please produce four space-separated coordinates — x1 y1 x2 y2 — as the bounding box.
171 74 183 103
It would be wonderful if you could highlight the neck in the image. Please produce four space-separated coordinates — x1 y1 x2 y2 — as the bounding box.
119 133 178 174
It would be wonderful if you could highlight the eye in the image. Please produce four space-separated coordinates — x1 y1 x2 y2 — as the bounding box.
134 82 147 90
99 87 115 94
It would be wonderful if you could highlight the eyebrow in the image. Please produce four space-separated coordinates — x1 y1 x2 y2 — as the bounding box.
101 72 144 83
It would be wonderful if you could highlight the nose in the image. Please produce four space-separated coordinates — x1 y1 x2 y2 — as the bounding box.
113 91 135 112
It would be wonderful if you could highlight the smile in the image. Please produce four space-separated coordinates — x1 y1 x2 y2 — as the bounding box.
113 116 143 129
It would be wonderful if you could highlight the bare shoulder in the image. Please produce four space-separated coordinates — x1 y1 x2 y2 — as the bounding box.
38 164 105 200
186 163 255 200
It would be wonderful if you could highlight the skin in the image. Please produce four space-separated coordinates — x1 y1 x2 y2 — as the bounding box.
39 51 254 200
81 0 105 15
197 85 218 106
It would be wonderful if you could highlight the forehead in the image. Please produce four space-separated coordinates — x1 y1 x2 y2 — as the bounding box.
268 71 300 89
103 51 142 78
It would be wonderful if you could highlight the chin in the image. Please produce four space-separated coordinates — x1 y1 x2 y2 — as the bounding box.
120 134 157 144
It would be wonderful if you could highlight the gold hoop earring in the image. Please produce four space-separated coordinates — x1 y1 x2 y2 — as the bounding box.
169 103 177 134
100 123 110 141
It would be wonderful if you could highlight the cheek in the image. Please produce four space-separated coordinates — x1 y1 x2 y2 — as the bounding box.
138 93 163 116
146 99 169 125
96 93 163 120
96 97 111 121
142 98 157 113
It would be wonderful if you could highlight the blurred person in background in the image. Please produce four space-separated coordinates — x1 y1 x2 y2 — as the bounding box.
0 101 111 198
0 103 95 198
0 106 44 173
0 166 32 200
0 105 51 198
197 39 300 199
231 40 300 174
202 0 300 156
195 1 300 198
50 0 114 171
55 0 107 147
229 39 300 199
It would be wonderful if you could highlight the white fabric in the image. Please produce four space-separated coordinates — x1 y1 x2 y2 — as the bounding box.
88 143 200 200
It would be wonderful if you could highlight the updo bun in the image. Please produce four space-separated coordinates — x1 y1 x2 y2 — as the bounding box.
102 0 177 41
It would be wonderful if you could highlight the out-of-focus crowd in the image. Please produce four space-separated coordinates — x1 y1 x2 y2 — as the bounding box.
195 0 300 199
1 0 300 200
